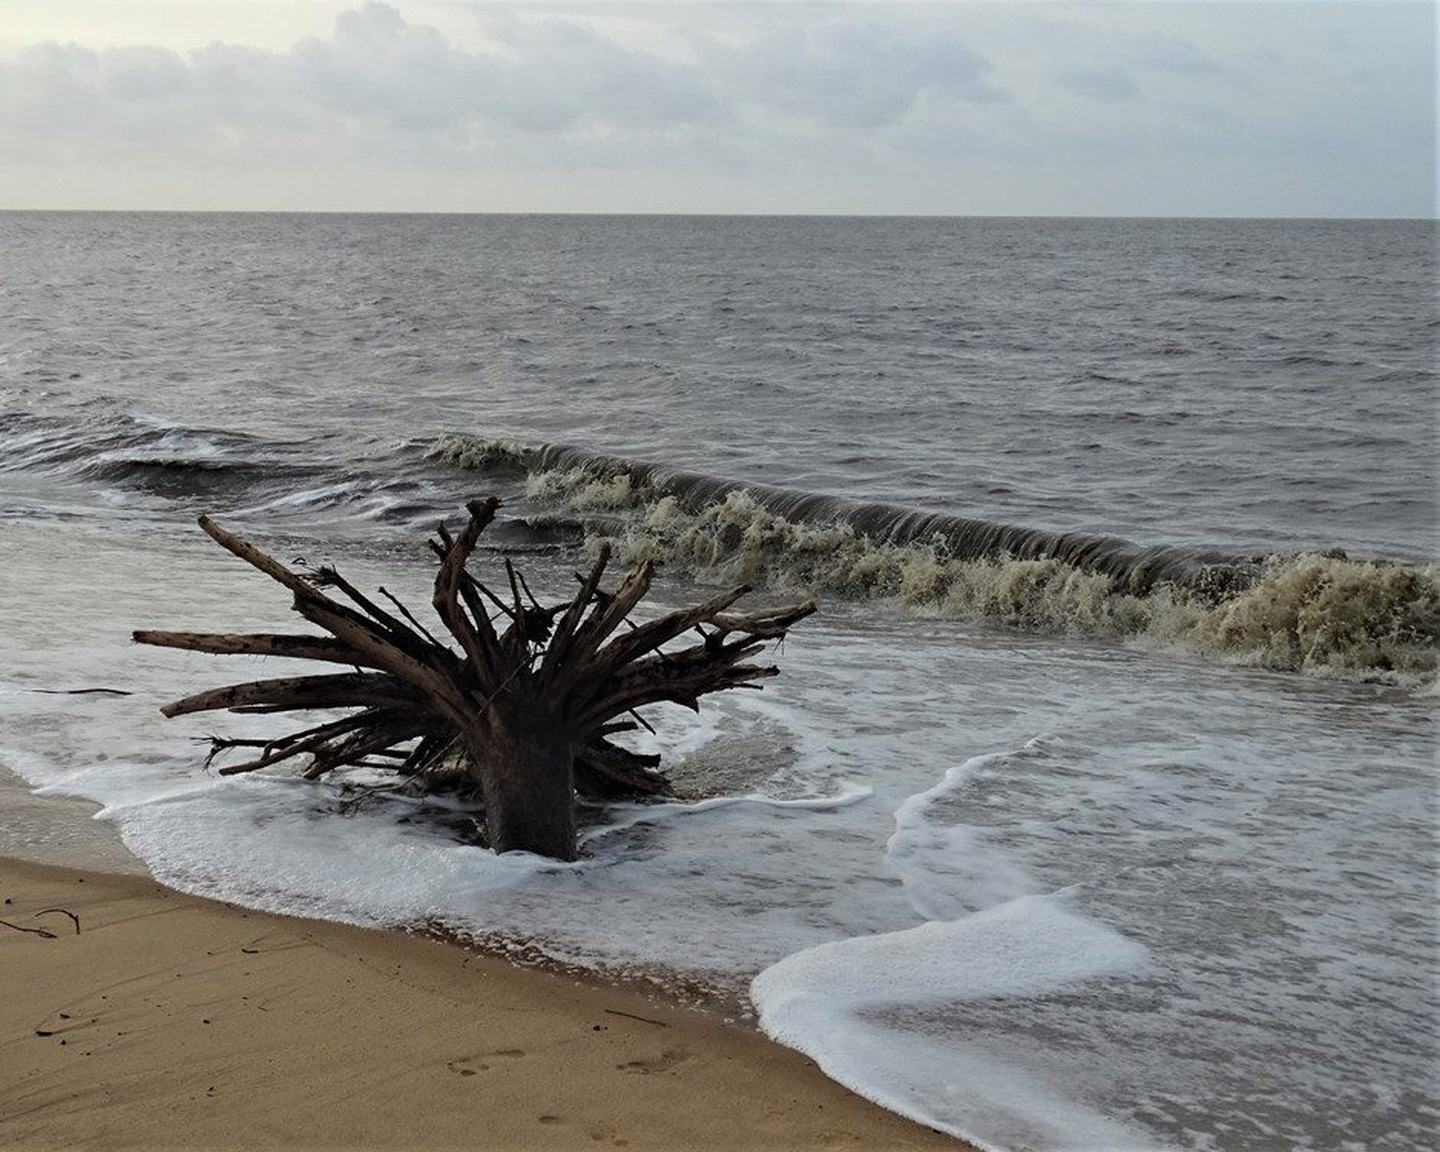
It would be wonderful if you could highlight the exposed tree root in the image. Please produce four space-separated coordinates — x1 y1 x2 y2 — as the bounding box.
135 499 814 860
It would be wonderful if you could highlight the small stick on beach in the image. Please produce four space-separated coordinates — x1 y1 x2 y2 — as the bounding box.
34 907 81 935
0 919 57 939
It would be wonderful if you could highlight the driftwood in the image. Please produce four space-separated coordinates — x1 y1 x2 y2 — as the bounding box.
134 499 814 861
1 920 57 939
33 908 81 935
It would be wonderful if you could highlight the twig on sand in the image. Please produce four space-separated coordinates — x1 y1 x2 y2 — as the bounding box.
603 1008 670 1028
34 907 81 935
0 919 57 939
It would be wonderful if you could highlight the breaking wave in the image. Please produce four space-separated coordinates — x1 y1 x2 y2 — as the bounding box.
430 434 1439 687
0 406 430 526
0 409 291 490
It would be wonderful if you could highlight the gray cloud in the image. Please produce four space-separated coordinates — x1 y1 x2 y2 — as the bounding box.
1056 66 1139 104
1052 30 1225 106
1134 36 1224 77
0 2 1431 216
698 19 1004 129
0 2 725 161
0 3 990 156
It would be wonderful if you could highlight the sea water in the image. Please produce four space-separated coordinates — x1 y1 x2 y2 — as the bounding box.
0 213 1434 1150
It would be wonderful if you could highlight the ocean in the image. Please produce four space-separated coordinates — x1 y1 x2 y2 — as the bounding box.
1 212 1435 1150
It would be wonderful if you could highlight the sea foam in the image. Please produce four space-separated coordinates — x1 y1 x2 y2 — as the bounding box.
751 894 1154 1151
747 740 1153 1150
429 434 1439 688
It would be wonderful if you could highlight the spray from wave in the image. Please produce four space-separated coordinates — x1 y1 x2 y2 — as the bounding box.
430 434 1439 687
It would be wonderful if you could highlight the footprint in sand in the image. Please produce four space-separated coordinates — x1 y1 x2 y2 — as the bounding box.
615 1047 692 1075
445 1061 482 1077
446 1047 526 1076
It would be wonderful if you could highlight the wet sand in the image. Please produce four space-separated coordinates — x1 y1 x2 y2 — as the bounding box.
0 857 961 1150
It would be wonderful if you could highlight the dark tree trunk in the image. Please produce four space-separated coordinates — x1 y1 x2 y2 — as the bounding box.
461 707 577 860
134 499 813 861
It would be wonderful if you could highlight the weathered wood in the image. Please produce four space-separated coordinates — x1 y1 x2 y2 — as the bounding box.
539 545 611 683
305 567 445 662
574 738 673 799
432 497 503 684
133 631 375 667
587 585 752 681
212 708 416 776
567 560 656 666
135 500 812 860
377 586 444 648
156 672 418 718
301 720 425 781
462 703 575 858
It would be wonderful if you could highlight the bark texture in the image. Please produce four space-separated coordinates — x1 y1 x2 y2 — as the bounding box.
134 499 814 860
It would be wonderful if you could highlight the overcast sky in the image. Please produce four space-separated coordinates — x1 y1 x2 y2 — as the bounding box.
0 1 1432 215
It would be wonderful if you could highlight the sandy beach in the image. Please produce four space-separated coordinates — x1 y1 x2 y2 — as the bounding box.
0 857 958 1151
4 12 1431 1140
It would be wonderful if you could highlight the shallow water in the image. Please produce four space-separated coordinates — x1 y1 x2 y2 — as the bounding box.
0 213 1435 1151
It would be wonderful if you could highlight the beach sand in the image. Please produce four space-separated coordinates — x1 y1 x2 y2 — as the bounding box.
1 857 960 1150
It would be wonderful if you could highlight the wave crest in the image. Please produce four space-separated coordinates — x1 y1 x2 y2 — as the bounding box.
431 434 1438 686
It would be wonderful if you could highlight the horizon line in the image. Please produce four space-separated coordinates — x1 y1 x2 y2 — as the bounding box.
0 207 1433 223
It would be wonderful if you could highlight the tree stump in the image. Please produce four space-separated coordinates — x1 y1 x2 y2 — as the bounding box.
134 498 814 861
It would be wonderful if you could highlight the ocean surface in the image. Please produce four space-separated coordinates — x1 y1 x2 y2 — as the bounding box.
0 212 1435 1151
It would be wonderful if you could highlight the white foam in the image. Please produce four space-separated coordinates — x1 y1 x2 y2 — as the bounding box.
580 782 874 846
3 516 1435 1152
104 775 555 927
0 680 903 980
887 744 1045 919
751 893 1154 1151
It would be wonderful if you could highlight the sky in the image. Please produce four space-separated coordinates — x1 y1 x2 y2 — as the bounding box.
0 1 1433 216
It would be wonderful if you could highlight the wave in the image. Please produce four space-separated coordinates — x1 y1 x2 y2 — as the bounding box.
1 409 271 479
430 434 1439 687
77 454 267 487
1170 286 1291 304
0 408 374 513
0 407 585 543
429 436 1267 595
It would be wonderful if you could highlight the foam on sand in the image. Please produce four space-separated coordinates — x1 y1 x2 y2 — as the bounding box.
751 894 1154 1151
751 740 1155 1150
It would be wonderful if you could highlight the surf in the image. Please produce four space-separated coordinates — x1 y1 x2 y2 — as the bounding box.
430 433 1439 688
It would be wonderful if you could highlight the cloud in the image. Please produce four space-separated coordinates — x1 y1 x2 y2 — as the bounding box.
0 2 725 166
1135 36 1223 77
0 1 1431 216
0 3 999 164
699 18 1004 129
1052 30 1223 105
1056 66 1139 104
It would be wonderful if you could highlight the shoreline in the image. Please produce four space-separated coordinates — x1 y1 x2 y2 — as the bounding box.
0 764 147 877
1 856 965 1150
